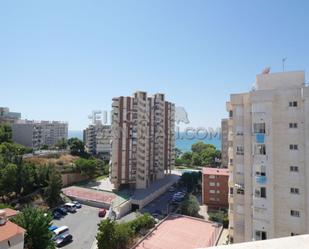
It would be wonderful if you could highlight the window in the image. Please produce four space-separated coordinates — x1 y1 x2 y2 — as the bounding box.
216 190 220 194
217 182 220 187
256 165 266 176
209 182 215 186
289 123 298 128
291 210 300 217
290 188 299 194
289 101 298 107
290 144 298 150
253 123 266 134
255 230 267 240
209 197 216 201
255 144 266 155
255 187 266 198
209 175 216 179
229 110 233 118
230 187 234 195
209 190 215 194
290 166 299 172
236 146 244 155
291 233 299 236
237 188 244 195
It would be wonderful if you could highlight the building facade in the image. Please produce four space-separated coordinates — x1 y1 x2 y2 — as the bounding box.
111 91 175 190
12 120 68 149
227 71 309 243
0 107 21 124
221 119 229 168
202 167 229 209
0 209 25 249
83 124 112 160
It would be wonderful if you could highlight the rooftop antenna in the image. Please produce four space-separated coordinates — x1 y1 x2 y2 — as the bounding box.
282 57 287 72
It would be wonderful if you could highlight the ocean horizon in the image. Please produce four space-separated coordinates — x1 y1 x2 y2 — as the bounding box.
69 130 221 152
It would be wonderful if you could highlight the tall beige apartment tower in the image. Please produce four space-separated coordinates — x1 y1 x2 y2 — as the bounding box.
221 118 229 168
227 71 309 243
111 91 175 190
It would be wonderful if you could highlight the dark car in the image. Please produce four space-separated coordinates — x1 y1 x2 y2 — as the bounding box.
55 234 73 247
54 207 67 216
98 208 106 217
52 211 62 219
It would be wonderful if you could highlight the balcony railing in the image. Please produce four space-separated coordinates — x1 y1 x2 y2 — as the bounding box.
256 176 267 184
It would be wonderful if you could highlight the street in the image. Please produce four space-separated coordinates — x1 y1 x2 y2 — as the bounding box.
52 205 102 249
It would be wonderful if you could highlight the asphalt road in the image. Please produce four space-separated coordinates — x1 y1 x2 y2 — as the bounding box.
141 186 185 215
52 205 102 249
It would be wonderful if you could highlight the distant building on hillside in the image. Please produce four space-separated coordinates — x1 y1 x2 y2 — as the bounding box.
12 120 68 149
202 167 229 209
111 91 175 190
221 118 229 168
83 124 111 160
0 209 25 249
0 107 21 124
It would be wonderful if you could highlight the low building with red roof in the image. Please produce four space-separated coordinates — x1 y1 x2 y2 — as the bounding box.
0 209 25 249
202 167 229 209
132 214 222 249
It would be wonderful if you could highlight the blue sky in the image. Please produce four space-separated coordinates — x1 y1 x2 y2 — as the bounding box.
1 0 309 130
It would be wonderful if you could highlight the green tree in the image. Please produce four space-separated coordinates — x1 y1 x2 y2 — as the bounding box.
44 166 62 207
192 153 202 166
0 163 18 200
75 158 98 178
0 124 12 143
97 219 117 249
181 151 193 166
180 171 201 192
55 138 68 150
17 162 37 195
181 194 200 217
68 138 85 156
11 206 55 249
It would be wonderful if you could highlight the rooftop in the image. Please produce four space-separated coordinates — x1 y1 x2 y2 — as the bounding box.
3 208 19 218
132 215 222 249
202 167 229 176
208 234 309 249
0 220 25 242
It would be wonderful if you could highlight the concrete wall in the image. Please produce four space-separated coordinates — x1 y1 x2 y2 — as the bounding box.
0 234 24 249
61 173 89 187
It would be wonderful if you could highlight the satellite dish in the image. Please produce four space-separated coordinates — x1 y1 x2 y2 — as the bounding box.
262 67 271 74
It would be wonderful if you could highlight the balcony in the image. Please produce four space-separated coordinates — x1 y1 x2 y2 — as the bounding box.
255 133 265 144
256 176 267 185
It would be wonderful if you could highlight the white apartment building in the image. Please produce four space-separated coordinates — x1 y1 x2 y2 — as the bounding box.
227 71 309 243
12 120 68 149
83 124 112 160
0 107 21 124
111 91 175 190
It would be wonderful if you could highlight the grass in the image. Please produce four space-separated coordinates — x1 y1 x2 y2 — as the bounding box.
96 175 108 181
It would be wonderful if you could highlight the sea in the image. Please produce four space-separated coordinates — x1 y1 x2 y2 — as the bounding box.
69 130 221 152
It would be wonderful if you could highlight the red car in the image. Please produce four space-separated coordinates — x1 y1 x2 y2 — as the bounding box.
98 208 106 217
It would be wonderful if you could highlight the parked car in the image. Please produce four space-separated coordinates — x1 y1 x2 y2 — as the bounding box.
55 207 67 216
55 234 73 247
64 203 76 213
52 211 62 219
98 208 106 217
73 201 82 208
49 225 58 231
168 186 176 192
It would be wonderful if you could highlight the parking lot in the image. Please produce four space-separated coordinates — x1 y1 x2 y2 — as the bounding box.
52 205 102 249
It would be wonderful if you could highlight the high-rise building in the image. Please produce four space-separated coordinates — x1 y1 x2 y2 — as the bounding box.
111 91 175 190
227 71 309 243
221 118 229 168
83 124 112 160
0 107 21 124
12 120 68 149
